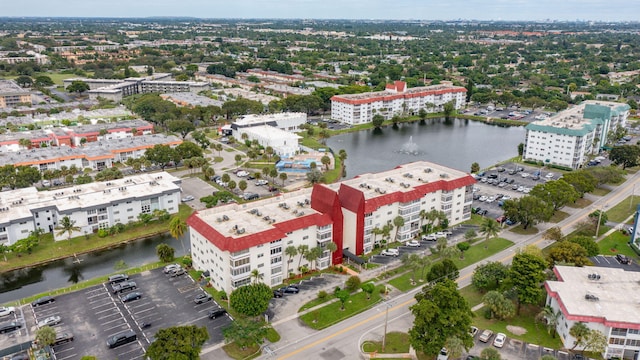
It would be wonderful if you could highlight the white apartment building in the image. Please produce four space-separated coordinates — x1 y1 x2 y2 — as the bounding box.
330 81 467 125
546 266 640 360
0 172 181 245
524 101 630 169
236 125 301 158
233 112 307 133
187 161 475 293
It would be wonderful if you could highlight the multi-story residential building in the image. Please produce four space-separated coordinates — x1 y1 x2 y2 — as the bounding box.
330 81 467 125
0 172 181 245
236 125 301 158
187 161 474 293
0 134 182 171
545 266 640 360
523 101 630 169
232 112 307 133
0 80 32 109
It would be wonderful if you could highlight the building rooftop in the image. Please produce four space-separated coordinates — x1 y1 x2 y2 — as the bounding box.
526 101 630 136
0 80 29 94
332 83 465 101
236 112 306 126
0 172 181 223
160 93 224 108
193 188 326 239
0 134 181 166
241 125 302 141
333 161 472 201
546 266 640 328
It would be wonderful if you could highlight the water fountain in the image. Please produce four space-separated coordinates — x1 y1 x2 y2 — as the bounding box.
399 136 419 155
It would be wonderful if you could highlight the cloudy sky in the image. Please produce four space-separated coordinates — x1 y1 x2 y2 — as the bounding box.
3 0 638 21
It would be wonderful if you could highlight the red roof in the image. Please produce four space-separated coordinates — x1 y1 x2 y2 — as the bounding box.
331 87 466 105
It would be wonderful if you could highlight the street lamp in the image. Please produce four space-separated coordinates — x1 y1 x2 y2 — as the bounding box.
595 204 607 239
381 300 393 352
630 183 636 210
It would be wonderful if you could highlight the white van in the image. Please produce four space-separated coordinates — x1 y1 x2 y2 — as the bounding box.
436 348 449 360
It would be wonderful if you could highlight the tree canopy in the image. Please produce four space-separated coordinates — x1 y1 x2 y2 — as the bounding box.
146 325 209 360
229 283 273 317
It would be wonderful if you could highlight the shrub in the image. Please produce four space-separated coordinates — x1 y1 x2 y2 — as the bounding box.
97 229 109 238
317 290 328 300
345 275 362 292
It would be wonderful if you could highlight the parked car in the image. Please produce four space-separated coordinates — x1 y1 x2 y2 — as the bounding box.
469 326 479 337
236 171 250 177
120 292 142 303
493 333 507 348
479 329 494 343
616 254 632 265
273 289 284 298
37 316 61 328
0 321 22 334
208 308 227 319
0 306 15 317
255 180 269 186
422 234 437 241
280 286 300 294
405 240 421 247
112 281 137 294
163 264 181 274
380 248 400 257
169 268 186 277
194 293 212 304
496 215 506 223
436 347 449 360
434 232 449 238
108 274 129 284
243 193 259 201
181 195 195 202
31 296 55 307
53 332 74 346
107 330 137 349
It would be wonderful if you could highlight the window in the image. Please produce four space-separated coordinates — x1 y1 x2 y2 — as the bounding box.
0 227 5 233
270 247 282 255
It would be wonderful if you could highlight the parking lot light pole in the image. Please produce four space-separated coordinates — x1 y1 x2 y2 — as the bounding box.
381 299 393 352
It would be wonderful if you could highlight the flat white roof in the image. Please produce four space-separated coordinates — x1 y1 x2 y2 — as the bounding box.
236 112 306 126
547 266 640 326
242 125 302 141
0 172 181 223
194 188 320 237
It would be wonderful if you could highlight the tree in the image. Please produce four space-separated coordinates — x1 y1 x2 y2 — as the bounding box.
456 242 470 259
444 336 465 360
145 145 174 170
306 168 323 184
409 279 474 357
345 275 362 292
470 162 480 173
146 325 209 360
610 145 640 169
279 172 288 186
517 143 525 157
35 326 56 348
547 241 590 267
66 80 89 93
508 252 547 314
222 319 269 350
284 245 297 276
443 101 455 120
361 282 375 300
529 180 579 211
503 196 553 230
56 216 80 245
156 243 175 263
169 216 187 255
543 227 564 242
472 261 510 293
583 329 607 354
372 114 385 128
402 253 422 284
480 347 502 360
536 306 562 338
230 283 273 316
482 290 515 320
335 289 350 310
427 259 459 283
561 171 597 198
190 131 211 150
320 155 331 171
34 75 54 87
167 119 196 139
392 216 405 243
15 75 33 88
569 322 590 350
418 108 428 121
464 229 477 241
251 269 264 284
479 217 501 248
238 180 247 192
441 245 462 260
568 236 599 257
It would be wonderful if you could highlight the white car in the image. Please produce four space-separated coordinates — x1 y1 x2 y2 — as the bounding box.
38 315 61 328
422 234 437 241
520 173 529 178
486 196 495 203
255 180 269 186
502 195 511 200
493 332 507 348
0 306 15 317
181 195 195 202
546 172 555 178
405 240 421 247
434 232 449 238
163 264 181 274
380 248 400 257
236 171 249 177
478 195 488 202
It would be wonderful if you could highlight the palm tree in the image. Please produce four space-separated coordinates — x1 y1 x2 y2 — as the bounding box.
401 253 421 284
537 306 562 338
56 216 80 246
324 241 338 262
279 172 288 186
304 247 321 270
169 216 187 254
284 245 298 277
250 269 263 284
569 322 590 351
296 244 309 272
479 217 501 249
392 216 405 243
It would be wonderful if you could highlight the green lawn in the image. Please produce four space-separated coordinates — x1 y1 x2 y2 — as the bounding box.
362 332 410 354
606 195 640 223
222 343 260 360
298 295 335 312
591 187 611 196
566 197 592 209
549 210 569 223
598 232 638 258
509 225 539 235
300 285 384 329
0 205 193 273
471 305 563 349
459 285 485 308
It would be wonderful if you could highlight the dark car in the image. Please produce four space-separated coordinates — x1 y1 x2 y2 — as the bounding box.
9 352 29 360
112 281 137 294
194 293 212 304
31 296 55 307
616 254 632 265
108 274 130 284
0 321 22 334
53 332 74 346
280 286 299 294
120 291 142 303
208 308 227 319
107 330 137 349
273 289 284 298
572 354 585 360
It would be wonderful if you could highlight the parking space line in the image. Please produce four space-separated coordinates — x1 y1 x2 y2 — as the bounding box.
117 344 145 357
103 323 129 332
101 317 124 326
90 301 114 309
54 351 78 360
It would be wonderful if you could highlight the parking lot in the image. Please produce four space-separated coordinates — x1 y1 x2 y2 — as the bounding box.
590 255 640 272
470 331 578 360
7 268 231 359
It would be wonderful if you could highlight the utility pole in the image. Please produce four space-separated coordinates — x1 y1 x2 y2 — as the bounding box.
381 297 393 352
630 183 636 210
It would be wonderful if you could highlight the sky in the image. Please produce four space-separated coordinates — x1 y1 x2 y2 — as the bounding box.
2 0 639 21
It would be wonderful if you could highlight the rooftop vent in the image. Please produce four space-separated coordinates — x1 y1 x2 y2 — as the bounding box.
237 228 245 235
440 173 449 178
424 168 433 173
588 273 601 280
585 294 599 302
